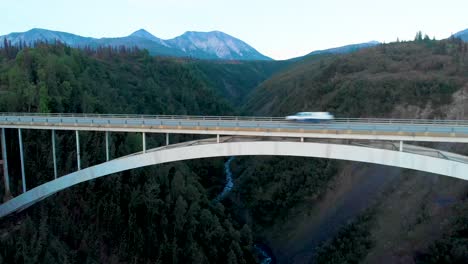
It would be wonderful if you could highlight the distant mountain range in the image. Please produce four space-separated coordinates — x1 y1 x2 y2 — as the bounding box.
287 41 380 61
2 27 467 61
454 28 468 41
0 28 272 61
307 41 380 56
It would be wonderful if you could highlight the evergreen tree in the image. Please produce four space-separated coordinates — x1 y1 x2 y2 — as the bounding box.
415 31 423 42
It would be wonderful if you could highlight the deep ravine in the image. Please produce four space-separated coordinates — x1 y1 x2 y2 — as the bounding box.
215 157 235 202
215 157 274 264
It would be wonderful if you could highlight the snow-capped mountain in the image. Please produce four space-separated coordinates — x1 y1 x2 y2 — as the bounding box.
167 31 271 60
0 28 271 60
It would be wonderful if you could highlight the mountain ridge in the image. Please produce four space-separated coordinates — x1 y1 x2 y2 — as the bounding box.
0 28 271 60
454 28 468 41
308 40 380 55
288 40 380 61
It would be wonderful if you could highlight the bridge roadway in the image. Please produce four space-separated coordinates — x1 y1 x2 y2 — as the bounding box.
2 113 468 142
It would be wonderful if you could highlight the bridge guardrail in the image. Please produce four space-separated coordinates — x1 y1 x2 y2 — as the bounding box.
1 112 468 126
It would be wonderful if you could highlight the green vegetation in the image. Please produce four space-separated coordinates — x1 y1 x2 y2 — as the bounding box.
415 198 468 263
231 157 337 226
0 43 233 115
190 59 291 105
0 44 255 263
245 38 468 117
313 209 376 264
0 164 255 263
238 37 468 262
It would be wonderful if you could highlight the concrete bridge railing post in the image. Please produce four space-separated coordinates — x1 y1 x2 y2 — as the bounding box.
18 128 26 193
105 131 110 161
1 128 10 198
142 132 146 153
52 130 58 179
76 131 81 170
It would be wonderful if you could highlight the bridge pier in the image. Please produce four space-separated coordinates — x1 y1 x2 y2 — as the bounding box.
142 132 146 153
217 134 220 143
399 141 403 151
1 128 10 198
166 133 169 146
52 130 57 179
105 131 110 161
76 131 81 170
18 129 26 193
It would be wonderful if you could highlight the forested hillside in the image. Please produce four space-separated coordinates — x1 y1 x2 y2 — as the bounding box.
191 60 291 105
0 44 256 263
237 37 468 263
245 37 468 117
0 43 234 115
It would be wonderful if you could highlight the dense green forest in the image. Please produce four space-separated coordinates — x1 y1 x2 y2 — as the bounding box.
230 157 337 227
190 59 291 106
313 209 375 264
0 44 256 263
0 43 234 114
414 199 468 263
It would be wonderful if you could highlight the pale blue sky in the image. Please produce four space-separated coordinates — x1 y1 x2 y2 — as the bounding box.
1 0 467 59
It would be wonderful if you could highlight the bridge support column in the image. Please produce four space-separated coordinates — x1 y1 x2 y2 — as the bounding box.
301 137 304 142
399 141 403 152
142 132 146 153
166 133 169 146
76 131 81 170
1 128 10 197
105 131 110 161
52 130 57 179
18 129 26 193
217 134 220 143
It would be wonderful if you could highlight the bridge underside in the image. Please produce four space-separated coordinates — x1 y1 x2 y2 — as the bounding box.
1 136 468 218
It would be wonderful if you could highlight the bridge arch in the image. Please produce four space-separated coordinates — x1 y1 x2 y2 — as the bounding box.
1 140 468 217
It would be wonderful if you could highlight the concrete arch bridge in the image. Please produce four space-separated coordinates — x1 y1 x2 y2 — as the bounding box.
1 113 468 218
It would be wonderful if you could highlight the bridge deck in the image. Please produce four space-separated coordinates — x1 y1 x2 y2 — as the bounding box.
1 113 468 142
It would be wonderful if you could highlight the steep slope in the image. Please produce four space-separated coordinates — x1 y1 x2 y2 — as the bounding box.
167 31 271 60
238 39 468 263
245 40 467 117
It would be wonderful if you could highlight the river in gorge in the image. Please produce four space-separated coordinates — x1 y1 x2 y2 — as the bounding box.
215 157 275 264
214 157 235 202
214 156 402 263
